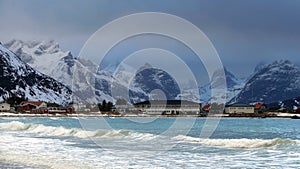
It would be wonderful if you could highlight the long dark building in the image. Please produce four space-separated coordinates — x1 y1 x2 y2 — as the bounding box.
133 100 201 115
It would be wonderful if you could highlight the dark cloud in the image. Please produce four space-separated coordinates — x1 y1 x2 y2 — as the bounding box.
0 0 299 78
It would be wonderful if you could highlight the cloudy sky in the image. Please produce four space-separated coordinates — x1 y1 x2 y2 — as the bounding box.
0 0 300 79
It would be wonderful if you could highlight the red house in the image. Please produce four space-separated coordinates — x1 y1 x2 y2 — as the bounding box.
16 101 47 112
202 104 211 112
254 102 267 113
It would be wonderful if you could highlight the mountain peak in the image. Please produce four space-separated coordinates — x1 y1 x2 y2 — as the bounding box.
235 59 300 104
130 66 180 103
142 62 153 69
4 39 73 76
254 61 267 72
210 67 242 89
274 59 292 64
136 63 153 72
268 60 294 67
5 39 64 55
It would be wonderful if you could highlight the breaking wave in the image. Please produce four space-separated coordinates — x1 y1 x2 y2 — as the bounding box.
173 135 300 149
0 121 156 140
2 121 299 149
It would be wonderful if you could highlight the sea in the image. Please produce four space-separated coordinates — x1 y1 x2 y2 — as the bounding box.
0 117 299 169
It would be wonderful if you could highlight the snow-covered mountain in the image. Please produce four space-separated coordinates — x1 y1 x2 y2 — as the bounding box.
195 68 245 103
5 40 182 104
0 43 71 105
7 39 300 106
129 65 180 102
5 39 74 87
5 39 108 103
234 60 300 104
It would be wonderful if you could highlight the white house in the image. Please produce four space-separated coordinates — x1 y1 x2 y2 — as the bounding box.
0 103 10 112
225 104 254 114
134 100 201 115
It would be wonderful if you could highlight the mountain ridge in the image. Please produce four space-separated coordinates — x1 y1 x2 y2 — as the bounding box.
6 39 300 105
5 40 182 104
233 60 300 104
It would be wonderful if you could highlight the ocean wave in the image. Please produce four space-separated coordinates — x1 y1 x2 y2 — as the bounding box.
0 121 156 140
173 135 300 149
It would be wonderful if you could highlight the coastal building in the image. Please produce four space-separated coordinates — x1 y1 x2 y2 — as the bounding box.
72 103 88 112
30 107 74 114
16 101 47 112
0 102 10 112
253 102 267 113
225 104 254 114
133 100 201 115
202 104 211 112
295 107 300 114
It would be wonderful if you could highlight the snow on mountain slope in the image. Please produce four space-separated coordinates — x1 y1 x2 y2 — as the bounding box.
5 40 184 104
5 40 103 103
0 43 71 105
178 68 245 103
5 39 71 76
234 60 300 104
129 64 180 103
100 63 182 104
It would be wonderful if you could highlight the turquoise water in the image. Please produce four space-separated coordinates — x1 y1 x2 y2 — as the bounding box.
0 117 299 168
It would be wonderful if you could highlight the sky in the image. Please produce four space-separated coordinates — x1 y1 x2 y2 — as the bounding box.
0 0 300 79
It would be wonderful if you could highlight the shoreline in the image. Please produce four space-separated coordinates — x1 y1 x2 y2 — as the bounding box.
0 112 298 119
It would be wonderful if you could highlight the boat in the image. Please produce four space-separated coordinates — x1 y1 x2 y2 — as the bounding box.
291 115 300 119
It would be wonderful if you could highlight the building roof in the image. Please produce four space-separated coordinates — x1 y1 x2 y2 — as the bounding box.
254 102 265 109
20 101 45 106
226 104 253 107
202 104 211 109
134 100 200 106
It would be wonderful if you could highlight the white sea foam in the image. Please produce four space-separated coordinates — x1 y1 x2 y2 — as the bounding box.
173 135 300 149
0 133 166 169
0 133 96 169
0 121 156 140
1 120 300 168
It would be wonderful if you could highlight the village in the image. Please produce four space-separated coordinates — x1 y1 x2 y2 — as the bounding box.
0 96 299 118
111 100 300 118
0 101 74 115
